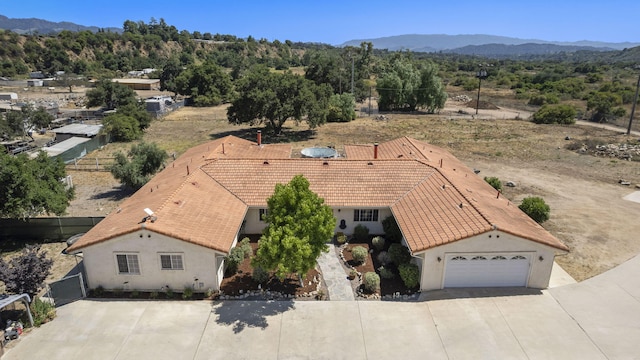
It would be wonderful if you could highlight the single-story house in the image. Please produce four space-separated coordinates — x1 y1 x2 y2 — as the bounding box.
0 92 18 102
67 135 568 293
51 124 103 143
111 78 160 91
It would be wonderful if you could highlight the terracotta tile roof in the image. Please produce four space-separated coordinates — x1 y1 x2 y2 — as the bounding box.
347 137 568 252
202 159 435 207
69 135 568 255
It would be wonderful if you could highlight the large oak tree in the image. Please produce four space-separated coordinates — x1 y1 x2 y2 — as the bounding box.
227 65 331 134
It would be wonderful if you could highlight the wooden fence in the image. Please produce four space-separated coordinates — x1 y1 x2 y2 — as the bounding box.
66 157 115 172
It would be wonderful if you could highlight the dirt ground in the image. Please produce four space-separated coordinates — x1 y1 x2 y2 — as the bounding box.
4 88 640 283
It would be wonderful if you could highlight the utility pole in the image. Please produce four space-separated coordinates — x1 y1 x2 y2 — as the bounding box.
627 68 640 135
475 66 488 115
351 55 355 95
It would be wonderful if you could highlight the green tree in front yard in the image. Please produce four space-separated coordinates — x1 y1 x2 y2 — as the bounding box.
253 175 336 280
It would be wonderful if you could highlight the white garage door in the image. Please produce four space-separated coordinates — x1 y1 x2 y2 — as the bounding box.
443 254 530 288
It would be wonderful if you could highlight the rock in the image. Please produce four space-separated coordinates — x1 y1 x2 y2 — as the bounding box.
505 181 516 187
565 136 571 140
619 179 631 186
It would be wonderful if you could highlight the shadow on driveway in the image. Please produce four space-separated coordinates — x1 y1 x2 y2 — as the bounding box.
420 287 543 301
212 300 295 334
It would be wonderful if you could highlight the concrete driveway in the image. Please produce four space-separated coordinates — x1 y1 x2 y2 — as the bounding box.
6 256 640 359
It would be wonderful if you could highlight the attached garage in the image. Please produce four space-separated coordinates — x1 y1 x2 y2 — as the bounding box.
443 253 531 288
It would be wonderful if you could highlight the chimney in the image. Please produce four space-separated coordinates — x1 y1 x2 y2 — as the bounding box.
257 130 262 146
374 143 379 159
222 143 225 154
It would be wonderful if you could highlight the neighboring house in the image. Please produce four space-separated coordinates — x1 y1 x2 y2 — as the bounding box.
112 78 160 91
67 135 568 293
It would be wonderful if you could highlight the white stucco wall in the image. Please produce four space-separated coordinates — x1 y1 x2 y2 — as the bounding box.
418 230 560 291
243 207 391 236
82 230 226 292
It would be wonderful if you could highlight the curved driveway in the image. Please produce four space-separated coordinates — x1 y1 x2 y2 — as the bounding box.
5 256 640 359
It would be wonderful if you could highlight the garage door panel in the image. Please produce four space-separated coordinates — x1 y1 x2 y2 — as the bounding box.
444 254 530 288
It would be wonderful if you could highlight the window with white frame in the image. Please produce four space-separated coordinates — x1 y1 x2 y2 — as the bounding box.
160 254 184 270
259 208 268 222
353 209 379 222
116 254 140 274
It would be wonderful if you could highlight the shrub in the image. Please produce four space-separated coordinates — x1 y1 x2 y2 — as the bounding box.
336 233 347 245
225 246 246 275
349 269 358 279
519 196 550 223
30 297 56 327
371 236 386 251
149 291 159 299
0 244 53 298
165 286 173 299
93 285 105 297
252 265 269 284
377 251 391 266
240 237 252 259
389 243 411 265
532 104 577 125
130 290 139 298
378 266 395 279
351 246 368 264
363 272 380 293
182 287 193 300
398 263 420 288
353 224 369 242
382 216 402 243
484 176 502 191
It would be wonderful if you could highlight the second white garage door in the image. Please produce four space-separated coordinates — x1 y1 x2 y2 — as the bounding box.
443 253 531 288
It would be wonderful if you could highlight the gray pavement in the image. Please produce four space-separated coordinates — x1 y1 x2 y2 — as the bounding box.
316 244 355 301
6 255 640 359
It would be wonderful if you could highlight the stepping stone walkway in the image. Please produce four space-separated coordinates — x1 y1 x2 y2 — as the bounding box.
317 244 355 301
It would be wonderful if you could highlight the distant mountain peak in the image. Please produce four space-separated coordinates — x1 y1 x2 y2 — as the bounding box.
0 14 121 34
341 34 639 53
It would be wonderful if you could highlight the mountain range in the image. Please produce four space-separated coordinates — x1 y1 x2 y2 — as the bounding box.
0 15 121 34
341 34 640 55
1 14 638 58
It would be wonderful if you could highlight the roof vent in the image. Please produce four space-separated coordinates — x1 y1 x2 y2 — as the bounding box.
458 203 464 208
322 161 329 166
263 160 269 165
442 184 446 189
367 162 373 166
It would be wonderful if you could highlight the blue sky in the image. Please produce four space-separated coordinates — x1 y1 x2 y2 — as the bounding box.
2 0 638 45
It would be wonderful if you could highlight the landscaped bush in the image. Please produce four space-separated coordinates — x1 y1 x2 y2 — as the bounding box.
164 287 174 298
484 176 502 191
336 232 347 245
30 297 56 327
239 237 252 258
389 243 411 265
252 265 269 284
377 251 391 266
225 246 246 275
519 196 550 223
371 236 386 251
398 263 420 288
363 272 380 293
378 266 395 279
351 246 368 264
382 216 402 243
353 224 369 242
182 286 193 300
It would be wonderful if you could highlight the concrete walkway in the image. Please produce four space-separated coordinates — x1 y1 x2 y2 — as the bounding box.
316 244 355 301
